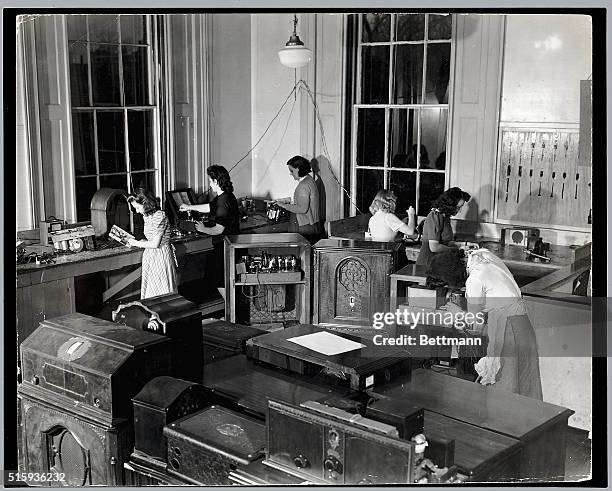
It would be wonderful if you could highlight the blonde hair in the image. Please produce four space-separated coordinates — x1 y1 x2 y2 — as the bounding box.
369 189 397 214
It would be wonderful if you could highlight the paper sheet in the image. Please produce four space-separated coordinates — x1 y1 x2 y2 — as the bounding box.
287 331 365 356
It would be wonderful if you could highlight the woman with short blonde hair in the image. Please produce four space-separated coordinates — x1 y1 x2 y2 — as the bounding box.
368 190 416 242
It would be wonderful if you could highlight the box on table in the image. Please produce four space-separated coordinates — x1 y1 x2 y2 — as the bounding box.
405 285 447 309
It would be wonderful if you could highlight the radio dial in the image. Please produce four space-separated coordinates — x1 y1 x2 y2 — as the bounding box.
31 375 40 385
293 455 309 469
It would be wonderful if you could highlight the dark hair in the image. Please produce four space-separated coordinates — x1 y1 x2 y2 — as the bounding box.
431 187 471 215
287 155 312 177
369 189 397 214
207 165 234 193
128 189 159 216
426 249 468 290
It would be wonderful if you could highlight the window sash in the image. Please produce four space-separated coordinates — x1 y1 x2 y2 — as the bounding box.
68 14 161 222
350 13 454 216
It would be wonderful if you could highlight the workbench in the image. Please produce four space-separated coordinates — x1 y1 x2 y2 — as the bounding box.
15 215 289 349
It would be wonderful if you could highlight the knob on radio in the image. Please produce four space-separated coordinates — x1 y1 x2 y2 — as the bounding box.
324 456 343 474
293 455 310 469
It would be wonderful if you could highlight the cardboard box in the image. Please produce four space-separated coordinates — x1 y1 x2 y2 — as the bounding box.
405 286 447 309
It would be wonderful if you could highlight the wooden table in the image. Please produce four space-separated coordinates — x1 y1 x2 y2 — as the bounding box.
202 354 350 418
423 411 522 482
15 215 289 348
374 369 574 481
246 324 411 391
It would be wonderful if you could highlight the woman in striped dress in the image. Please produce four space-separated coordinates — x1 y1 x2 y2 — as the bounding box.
127 190 178 299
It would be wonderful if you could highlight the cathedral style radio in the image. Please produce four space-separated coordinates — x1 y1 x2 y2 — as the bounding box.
90 188 131 239
312 239 401 331
18 313 174 486
132 376 212 463
112 293 203 383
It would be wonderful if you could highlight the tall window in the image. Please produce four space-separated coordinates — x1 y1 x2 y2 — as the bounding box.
67 14 159 221
351 13 453 215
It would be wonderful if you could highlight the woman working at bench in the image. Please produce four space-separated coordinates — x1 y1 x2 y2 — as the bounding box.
427 248 543 400
368 189 418 242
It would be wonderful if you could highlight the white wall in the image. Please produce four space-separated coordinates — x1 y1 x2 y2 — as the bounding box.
501 15 592 124
250 13 309 201
210 14 253 199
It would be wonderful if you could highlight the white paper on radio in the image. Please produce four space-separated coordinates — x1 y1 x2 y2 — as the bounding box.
287 331 365 356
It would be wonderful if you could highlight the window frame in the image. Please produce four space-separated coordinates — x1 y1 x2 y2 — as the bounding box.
67 14 162 221
349 13 456 216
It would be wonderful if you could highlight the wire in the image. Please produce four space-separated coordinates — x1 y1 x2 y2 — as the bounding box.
298 79 363 214
226 83 299 174
225 78 362 214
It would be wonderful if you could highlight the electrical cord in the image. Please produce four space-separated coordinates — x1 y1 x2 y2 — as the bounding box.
225 79 362 214
298 80 363 214
227 83 299 174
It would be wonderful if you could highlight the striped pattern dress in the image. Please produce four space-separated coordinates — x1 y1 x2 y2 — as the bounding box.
141 210 178 299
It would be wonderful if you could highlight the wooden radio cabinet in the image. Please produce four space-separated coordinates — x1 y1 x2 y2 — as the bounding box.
224 233 312 326
313 239 401 331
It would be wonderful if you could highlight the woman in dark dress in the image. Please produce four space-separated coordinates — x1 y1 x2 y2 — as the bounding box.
416 187 473 268
179 165 240 236
179 165 240 290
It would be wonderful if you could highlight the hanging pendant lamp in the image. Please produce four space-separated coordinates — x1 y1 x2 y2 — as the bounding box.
278 14 312 69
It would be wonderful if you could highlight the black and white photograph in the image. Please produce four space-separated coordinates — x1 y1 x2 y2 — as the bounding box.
6 5 606 487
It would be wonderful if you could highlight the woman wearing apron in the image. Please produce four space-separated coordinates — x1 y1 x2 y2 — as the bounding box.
426 248 543 399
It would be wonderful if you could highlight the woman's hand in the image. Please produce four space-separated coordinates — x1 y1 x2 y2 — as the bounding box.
440 301 463 314
179 204 192 212
126 238 139 248
459 241 480 251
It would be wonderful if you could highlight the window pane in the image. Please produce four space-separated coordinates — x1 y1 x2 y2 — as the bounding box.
421 109 448 170
396 14 425 41
357 108 385 167
72 112 96 176
389 109 418 169
91 44 121 105
97 111 125 173
67 15 88 42
100 173 128 192
361 14 390 43
128 111 154 171
356 169 384 214
75 176 97 222
425 43 451 104
131 171 156 193
122 46 149 106
361 46 389 104
419 172 446 214
428 14 452 40
68 42 90 106
393 44 423 104
121 15 147 44
88 15 119 43
389 170 417 215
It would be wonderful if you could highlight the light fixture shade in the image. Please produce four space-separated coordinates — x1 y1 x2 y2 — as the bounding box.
278 45 312 68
